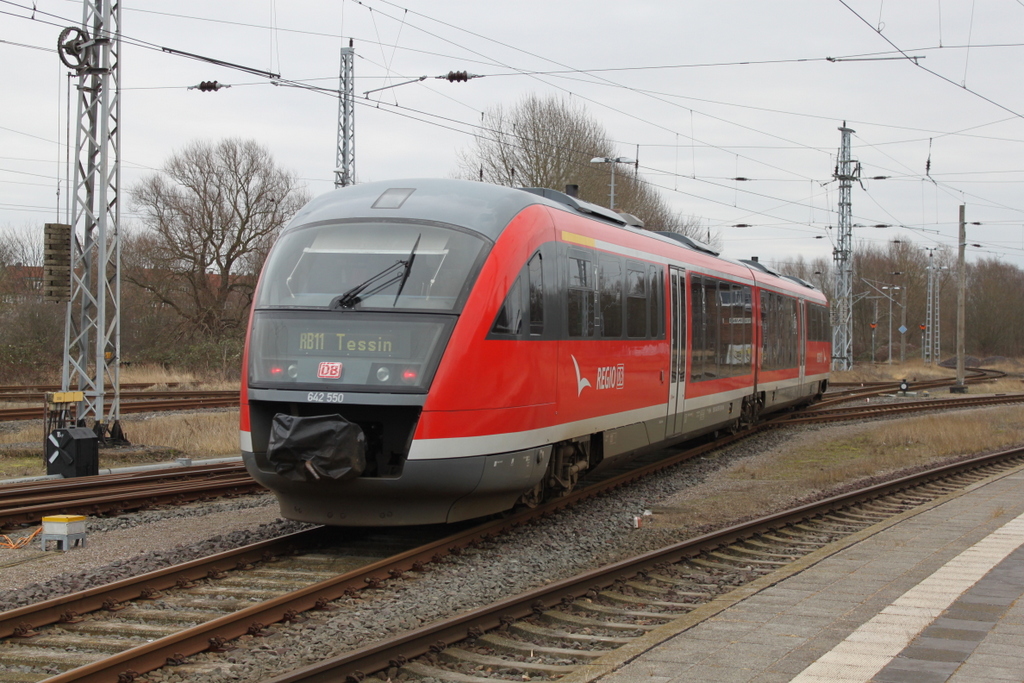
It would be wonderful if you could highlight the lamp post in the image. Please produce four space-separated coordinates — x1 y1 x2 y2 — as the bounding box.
590 156 635 210
889 271 906 363
881 284 901 365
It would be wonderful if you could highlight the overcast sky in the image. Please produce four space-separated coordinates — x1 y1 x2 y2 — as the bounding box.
5 0 1024 271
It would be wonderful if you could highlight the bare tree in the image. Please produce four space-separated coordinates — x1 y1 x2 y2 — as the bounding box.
456 94 713 243
128 139 310 341
0 227 63 382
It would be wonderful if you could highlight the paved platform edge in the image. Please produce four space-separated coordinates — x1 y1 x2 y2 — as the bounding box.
557 458 1024 683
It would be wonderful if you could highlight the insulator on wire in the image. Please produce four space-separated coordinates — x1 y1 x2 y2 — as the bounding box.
447 71 468 82
192 80 230 92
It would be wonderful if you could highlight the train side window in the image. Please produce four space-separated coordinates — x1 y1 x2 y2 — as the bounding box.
716 281 735 378
761 291 776 371
648 265 664 338
528 253 544 336
626 265 647 338
568 253 596 337
704 278 721 379
491 275 524 335
719 282 752 376
690 275 707 381
741 285 753 372
598 255 623 337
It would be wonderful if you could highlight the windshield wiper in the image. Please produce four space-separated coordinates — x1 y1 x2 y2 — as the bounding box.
392 234 421 305
330 234 421 309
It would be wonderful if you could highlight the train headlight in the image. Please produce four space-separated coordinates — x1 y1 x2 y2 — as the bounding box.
287 363 299 379
376 366 391 383
401 367 419 384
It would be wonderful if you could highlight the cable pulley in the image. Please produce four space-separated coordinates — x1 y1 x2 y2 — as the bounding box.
57 26 89 71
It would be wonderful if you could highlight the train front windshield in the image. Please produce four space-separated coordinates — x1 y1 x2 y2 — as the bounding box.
256 221 488 311
250 220 488 391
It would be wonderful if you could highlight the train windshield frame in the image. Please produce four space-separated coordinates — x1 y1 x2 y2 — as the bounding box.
256 218 491 312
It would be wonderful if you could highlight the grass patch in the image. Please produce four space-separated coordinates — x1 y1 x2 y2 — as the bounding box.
833 357 1024 385
122 364 239 391
125 411 240 457
654 405 1024 529
734 407 1024 486
0 410 240 479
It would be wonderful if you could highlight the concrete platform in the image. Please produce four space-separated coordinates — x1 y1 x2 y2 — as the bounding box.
573 461 1024 683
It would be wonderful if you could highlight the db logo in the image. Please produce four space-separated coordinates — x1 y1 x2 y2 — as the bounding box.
317 362 343 379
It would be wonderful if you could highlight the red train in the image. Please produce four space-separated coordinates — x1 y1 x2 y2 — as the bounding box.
240 179 830 526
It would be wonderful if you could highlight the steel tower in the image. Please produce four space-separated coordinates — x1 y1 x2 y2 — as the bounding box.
334 40 355 188
57 0 123 440
831 124 859 371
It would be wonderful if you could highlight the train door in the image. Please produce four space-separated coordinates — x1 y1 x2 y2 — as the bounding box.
667 267 686 437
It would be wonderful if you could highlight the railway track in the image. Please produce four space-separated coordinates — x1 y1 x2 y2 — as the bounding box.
2 374 1020 533
3 431 1023 683
0 463 260 527
819 367 1005 406
0 392 239 422
775 391 1024 426
0 525 460 683
0 383 182 395
263 446 1024 683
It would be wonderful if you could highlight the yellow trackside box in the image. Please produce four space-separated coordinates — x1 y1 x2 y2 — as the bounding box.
42 514 87 536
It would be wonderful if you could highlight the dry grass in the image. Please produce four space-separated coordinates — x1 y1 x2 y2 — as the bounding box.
974 377 1024 394
121 364 201 386
122 364 239 392
654 405 1024 529
833 358 959 384
732 406 1024 489
0 410 240 479
833 357 1024 385
124 411 240 457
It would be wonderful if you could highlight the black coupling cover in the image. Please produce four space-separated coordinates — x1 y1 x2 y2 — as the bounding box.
267 413 366 482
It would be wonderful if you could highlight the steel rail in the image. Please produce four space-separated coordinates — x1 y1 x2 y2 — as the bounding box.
0 527 322 639
0 429 746 683
819 367 1003 405
5 406 1020 682
0 462 244 498
263 444 1024 683
0 470 259 527
0 382 182 394
779 393 1024 425
0 390 238 403
0 395 239 421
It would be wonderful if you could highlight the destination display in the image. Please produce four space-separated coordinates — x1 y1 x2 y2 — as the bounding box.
294 330 406 357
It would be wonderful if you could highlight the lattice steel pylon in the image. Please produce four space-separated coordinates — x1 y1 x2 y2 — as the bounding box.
57 0 123 441
924 249 942 364
334 39 355 188
831 124 859 371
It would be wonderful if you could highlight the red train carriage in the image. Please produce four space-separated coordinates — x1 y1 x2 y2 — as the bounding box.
240 179 830 526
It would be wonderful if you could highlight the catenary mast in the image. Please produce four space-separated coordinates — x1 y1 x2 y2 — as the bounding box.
335 40 355 188
56 0 123 440
831 124 859 371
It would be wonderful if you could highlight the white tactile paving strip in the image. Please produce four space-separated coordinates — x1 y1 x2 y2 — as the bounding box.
789 511 1024 683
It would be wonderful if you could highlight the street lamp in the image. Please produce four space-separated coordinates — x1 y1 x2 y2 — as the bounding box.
881 285 902 365
590 156 635 210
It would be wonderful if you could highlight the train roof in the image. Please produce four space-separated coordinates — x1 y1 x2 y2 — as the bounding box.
285 179 823 300
284 179 540 242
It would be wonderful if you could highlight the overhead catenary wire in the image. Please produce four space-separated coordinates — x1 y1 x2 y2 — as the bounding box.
5 0 1024 263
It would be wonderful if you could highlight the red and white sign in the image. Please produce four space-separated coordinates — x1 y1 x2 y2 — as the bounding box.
317 361 343 379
